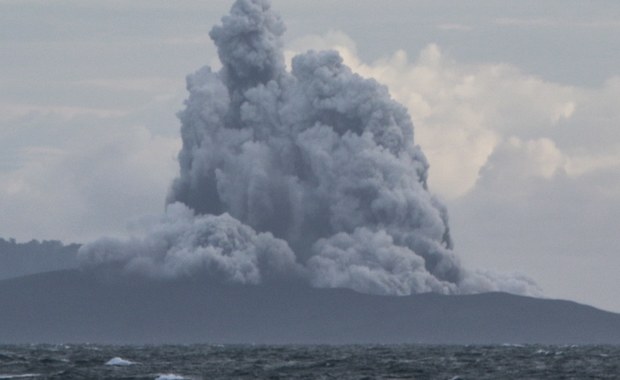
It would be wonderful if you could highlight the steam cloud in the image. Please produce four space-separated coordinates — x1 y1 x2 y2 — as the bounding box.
79 0 538 296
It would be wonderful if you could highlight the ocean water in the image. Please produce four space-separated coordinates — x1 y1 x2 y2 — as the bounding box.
0 344 618 379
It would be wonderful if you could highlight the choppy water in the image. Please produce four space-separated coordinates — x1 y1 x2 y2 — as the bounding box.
0 344 618 379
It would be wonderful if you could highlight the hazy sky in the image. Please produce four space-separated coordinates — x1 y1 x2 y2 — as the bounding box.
1 0 619 312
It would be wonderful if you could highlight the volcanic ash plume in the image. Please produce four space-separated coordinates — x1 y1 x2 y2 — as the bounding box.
79 0 538 296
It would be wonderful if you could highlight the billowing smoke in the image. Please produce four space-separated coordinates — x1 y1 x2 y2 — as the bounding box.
79 0 538 296
81 203 302 284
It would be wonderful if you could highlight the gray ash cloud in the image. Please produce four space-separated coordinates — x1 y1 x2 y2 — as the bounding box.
79 0 538 296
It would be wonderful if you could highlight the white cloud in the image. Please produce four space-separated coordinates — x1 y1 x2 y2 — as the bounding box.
0 103 129 122
436 23 473 32
74 77 180 93
0 117 180 243
495 17 620 29
286 35 591 199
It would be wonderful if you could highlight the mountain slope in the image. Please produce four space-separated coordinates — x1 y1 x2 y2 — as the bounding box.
1 270 619 344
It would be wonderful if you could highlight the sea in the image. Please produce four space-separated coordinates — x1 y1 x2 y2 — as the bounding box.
0 344 618 379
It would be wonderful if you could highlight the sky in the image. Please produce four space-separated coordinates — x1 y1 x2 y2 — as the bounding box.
1 0 619 312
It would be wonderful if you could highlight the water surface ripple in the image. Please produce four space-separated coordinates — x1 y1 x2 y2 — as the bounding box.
0 344 618 379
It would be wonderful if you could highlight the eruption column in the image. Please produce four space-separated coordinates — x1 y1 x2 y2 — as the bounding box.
80 0 538 296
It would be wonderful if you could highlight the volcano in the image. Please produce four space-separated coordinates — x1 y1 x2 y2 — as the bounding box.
1 269 619 344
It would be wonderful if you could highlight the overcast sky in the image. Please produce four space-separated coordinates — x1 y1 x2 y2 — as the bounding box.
1 0 619 312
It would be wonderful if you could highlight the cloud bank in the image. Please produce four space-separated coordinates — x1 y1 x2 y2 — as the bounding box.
79 0 537 296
